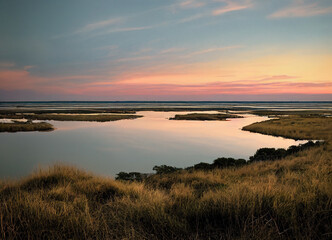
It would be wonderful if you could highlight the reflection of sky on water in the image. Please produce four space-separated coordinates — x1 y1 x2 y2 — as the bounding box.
0 111 306 179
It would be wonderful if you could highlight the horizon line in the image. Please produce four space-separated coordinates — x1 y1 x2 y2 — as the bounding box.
1 100 332 103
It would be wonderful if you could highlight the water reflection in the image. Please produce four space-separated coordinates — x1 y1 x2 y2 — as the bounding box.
0 111 305 179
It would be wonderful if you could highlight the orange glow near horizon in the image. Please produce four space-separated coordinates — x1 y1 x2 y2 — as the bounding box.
0 52 331 98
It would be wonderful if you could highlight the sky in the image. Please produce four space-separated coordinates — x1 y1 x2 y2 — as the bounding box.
0 0 331 101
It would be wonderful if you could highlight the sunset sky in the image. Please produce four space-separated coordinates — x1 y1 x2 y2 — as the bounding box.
0 0 331 101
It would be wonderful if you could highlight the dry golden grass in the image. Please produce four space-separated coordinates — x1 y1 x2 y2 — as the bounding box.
170 113 242 121
1 115 331 239
0 122 54 132
0 113 142 122
243 116 332 141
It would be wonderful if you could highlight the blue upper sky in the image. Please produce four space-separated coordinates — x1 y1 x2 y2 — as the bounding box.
0 0 331 100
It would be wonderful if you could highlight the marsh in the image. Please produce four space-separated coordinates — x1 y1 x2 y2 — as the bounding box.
0 110 306 178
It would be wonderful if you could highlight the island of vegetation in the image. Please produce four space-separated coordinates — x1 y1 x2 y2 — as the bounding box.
0 108 137 115
243 115 332 140
249 109 332 117
0 112 331 239
170 113 242 121
0 121 54 132
0 113 142 122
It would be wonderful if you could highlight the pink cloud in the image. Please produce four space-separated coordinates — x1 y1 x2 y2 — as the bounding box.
0 70 39 90
0 66 330 98
179 0 206 8
269 1 332 18
0 69 101 93
70 80 332 97
160 48 186 54
258 75 299 82
178 13 205 23
115 55 154 63
23 65 36 70
75 17 123 34
212 0 252 16
186 45 243 56
0 62 15 69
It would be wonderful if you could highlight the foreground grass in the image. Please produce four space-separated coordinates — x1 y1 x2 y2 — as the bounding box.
1 115 331 239
1 146 331 239
170 113 242 121
0 113 142 122
0 122 54 132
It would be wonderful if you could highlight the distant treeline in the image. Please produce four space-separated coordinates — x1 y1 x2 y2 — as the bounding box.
116 141 322 181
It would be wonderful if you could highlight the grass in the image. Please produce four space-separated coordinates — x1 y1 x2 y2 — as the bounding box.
0 113 142 122
0 109 136 114
170 113 242 121
242 116 332 141
0 122 54 132
250 110 332 117
0 114 331 239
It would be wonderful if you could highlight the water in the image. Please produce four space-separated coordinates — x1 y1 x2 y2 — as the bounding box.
0 110 307 179
1 101 332 111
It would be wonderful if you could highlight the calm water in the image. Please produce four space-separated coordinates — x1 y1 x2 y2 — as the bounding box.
0 111 306 179
1 101 332 110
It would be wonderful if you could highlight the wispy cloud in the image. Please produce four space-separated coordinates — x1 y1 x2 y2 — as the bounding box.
160 48 186 54
179 0 206 9
23 66 36 71
173 0 252 18
95 45 118 51
103 26 154 34
67 0 251 38
269 0 332 18
115 55 154 63
1 63 330 98
132 48 153 55
258 75 298 82
0 62 15 69
75 17 123 34
212 0 252 16
73 11 159 36
73 4 172 37
177 13 205 23
76 80 332 97
88 23 164 37
0 69 44 90
186 45 243 56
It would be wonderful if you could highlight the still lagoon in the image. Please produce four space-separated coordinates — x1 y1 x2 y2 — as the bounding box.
0 111 305 178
